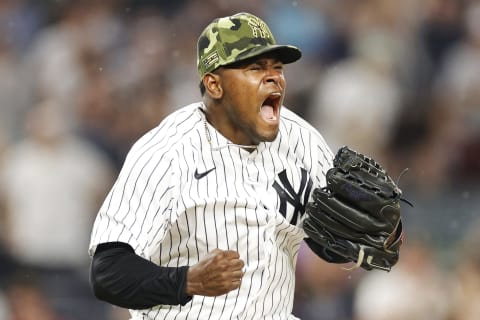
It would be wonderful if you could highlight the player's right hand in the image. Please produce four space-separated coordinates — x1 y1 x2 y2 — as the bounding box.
185 249 245 297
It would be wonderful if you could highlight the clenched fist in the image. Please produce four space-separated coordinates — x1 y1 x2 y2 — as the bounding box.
186 249 245 296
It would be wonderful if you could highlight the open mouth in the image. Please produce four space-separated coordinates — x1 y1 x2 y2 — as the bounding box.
260 92 282 123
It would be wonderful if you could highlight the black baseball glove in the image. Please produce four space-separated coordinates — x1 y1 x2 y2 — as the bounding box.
303 146 406 271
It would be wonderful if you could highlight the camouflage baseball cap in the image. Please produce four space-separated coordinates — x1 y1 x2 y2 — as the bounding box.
197 12 302 79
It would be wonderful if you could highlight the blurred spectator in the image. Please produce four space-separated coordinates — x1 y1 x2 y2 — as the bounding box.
353 238 452 320
24 1 125 111
0 243 17 290
293 242 358 320
0 292 7 320
5 274 61 320
0 98 113 269
166 3 210 108
109 9 168 91
74 46 174 169
0 99 114 319
0 2 35 143
433 0 480 185
309 28 402 161
0 0 45 53
418 0 464 78
73 48 122 168
448 220 480 320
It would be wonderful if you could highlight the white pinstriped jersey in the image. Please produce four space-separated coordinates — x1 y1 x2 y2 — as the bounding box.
89 102 334 320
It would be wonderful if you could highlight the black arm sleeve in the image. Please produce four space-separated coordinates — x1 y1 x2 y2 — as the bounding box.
90 242 192 309
304 238 350 263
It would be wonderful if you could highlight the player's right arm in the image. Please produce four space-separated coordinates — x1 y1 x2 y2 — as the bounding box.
88 126 244 309
184 248 245 296
90 243 245 309
90 241 191 308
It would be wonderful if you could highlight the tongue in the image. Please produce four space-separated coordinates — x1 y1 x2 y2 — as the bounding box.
261 105 276 121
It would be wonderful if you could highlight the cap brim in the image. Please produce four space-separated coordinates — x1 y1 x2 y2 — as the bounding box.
230 44 302 66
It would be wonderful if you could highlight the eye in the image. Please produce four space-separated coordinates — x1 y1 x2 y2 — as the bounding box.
248 64 261 71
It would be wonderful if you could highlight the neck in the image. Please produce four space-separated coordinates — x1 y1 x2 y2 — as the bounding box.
203 102 258 147
200 105 258 152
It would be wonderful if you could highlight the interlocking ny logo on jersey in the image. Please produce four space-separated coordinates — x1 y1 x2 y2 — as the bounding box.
273 168 313 225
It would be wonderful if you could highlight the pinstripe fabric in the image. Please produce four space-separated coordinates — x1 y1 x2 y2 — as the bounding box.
89 102 334 320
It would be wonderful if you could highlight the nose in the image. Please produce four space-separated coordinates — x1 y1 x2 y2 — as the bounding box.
264 68 283 86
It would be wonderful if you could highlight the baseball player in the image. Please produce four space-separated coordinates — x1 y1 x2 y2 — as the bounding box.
89 12 350 320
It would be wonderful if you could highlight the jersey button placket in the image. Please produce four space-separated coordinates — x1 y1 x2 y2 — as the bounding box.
245 155 258 185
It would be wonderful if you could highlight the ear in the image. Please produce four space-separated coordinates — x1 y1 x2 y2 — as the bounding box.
203 73 223 99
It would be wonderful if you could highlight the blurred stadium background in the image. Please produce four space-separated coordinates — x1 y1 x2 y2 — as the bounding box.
0 0 479 319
